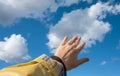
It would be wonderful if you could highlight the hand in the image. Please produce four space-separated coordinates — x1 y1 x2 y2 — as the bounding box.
55 36 89 70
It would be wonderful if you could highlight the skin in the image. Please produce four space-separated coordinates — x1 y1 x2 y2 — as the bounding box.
55 36 89 70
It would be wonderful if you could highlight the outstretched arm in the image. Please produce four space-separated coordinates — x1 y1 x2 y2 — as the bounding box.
0 36 89 76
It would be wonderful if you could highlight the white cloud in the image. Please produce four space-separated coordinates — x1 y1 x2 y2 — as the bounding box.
57 0 79 6
88 2 120 19
58 0 92 6
0 0 58 25
0 0 91 26
101 61 107 65
0 34 31 63
47 2 120 52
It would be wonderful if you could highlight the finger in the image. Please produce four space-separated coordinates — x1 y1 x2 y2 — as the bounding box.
76 58 89 67
75 42 86 53
73 37 81 48
68 36 78 45
69 37 81 50
76 37 81 45
60 36 68 45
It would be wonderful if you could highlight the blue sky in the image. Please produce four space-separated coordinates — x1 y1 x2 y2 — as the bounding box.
0 0 120 76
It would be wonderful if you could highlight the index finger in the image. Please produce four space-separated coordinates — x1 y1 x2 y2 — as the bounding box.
75 42 86 53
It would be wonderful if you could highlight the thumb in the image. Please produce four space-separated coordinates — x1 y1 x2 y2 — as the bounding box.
76 58 89 67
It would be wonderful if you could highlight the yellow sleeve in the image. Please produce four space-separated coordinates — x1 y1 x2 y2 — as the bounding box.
0 54 64 76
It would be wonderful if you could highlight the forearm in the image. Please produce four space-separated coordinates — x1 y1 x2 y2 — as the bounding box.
0 54 66 76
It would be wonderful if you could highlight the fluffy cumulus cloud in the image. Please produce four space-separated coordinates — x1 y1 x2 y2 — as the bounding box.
56 0 92 6
0 34 31 63
47 2 120 52
0 0 57 25
0 0 90 26
56 0 79 6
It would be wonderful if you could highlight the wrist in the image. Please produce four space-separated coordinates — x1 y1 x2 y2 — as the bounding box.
51 56 67 76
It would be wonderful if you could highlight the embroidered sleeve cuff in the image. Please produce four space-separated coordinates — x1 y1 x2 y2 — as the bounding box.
51 56 66 76
37 54 66 76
